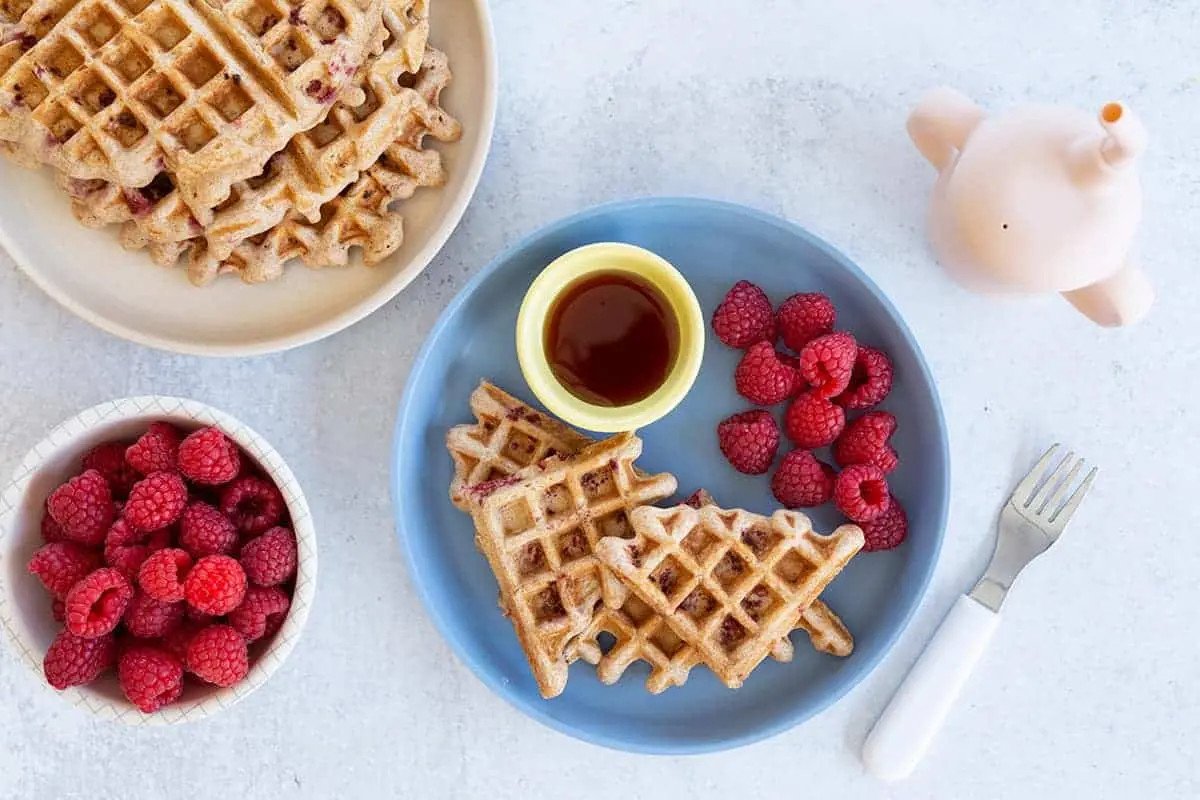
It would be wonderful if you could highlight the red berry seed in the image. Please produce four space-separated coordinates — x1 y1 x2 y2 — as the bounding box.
784 391 846 449
734 341 798 406
834 411 899 473
81 443 139 499
47 469 114 546
118 647 184 712
239 526 298 587
184 555 247 616
64 567 133 639
123 590 185 639
177 427 241 485
797 332 858 399
778 292 836 351
834 346 894 410
229 586 291 642
27 541 102 599
771 450 836 508
125 422 181 475
178 502 238 557
861 499 909 552
186 625 249 687
138 548 193 603
834 464 892 523
711 280 777 349
43 630 116 690
220 477 284 537
124 472 188 533
716 410 780 475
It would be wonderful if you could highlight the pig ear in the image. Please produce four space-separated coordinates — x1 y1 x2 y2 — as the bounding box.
907 87 985 171
1061 259 1153 327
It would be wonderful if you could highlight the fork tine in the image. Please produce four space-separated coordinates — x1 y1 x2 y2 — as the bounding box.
1049 466 1098 526
1037 457 1083 515
1015 444 1061 506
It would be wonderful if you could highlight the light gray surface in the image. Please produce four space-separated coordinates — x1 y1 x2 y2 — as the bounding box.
1 1 1197 797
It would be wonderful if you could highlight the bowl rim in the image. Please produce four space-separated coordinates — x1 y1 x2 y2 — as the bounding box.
0 0 498 358
0 395 318 725
514 242 706 432
391 196 951 754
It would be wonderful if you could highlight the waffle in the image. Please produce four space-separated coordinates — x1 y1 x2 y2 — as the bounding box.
53 11 456 284
596 504 864 689
447 383 853 692
446 381 593 512
465 432 677 699
0 0 387 212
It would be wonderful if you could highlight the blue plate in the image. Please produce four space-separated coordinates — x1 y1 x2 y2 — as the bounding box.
392 198 949 754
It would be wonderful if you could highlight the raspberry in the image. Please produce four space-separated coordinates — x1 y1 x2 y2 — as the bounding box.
716 411 779 475
177 502 237 558
834 411 899 473
798 332 858 399
41 507 67 543
784 391 846 448
64 567 133 638
771 450 836 508
734 341 798 406
81 442 139 498
138 548 193 603
123 590 185 639
220 477 284 536
47 470 114 546
124 472 188 533
146 528 173 552
43 630 116 690
159 621 203 663
834 346 894 410
711 280 777 349
118 647 184 712
861 499 908 552
229 586 291 642
27 541 102 599
682 489 715 509
239 526 298 587
177 427 241 485
105 544 152 582
51 598 66 623
778 292 836 351
186 625 249 687
834 464 892 523
125 422 181 474
184 555 247 615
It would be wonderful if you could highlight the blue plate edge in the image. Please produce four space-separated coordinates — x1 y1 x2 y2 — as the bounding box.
390 196 951 755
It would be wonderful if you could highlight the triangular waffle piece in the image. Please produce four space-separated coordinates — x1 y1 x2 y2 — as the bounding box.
446 381 592 511
465 432 676 699
0 0 387 212
596 504 863 689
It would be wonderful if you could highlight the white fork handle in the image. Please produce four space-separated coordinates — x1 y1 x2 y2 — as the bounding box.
862 595 1001 781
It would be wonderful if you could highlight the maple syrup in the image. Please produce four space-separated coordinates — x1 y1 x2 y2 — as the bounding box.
545 271 680 406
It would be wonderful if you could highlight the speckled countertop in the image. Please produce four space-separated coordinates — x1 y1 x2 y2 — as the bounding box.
2 1 1198 798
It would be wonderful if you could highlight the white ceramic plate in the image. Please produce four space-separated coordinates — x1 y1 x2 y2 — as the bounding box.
0 0 496 356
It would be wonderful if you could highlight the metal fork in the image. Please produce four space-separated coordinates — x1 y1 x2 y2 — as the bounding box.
862 445 1097 781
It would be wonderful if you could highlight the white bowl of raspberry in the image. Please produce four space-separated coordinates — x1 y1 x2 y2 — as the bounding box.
0 396 317 725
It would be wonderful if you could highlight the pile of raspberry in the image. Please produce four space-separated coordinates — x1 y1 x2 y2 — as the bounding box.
712 281 907 552
27 422 298 712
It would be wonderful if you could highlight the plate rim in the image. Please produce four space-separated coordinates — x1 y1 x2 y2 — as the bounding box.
392 196 950 754
0 0 499 358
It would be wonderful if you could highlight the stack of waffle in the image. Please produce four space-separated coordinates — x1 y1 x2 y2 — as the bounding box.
447 381 867 699
0 0 461 285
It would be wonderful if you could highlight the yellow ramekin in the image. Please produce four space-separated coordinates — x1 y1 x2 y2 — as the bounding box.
516 242 704 433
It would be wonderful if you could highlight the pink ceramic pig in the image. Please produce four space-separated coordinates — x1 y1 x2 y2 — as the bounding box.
908 87 1153 326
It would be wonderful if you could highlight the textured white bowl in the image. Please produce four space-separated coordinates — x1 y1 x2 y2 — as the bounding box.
0 0 496 356
0 396 317 725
